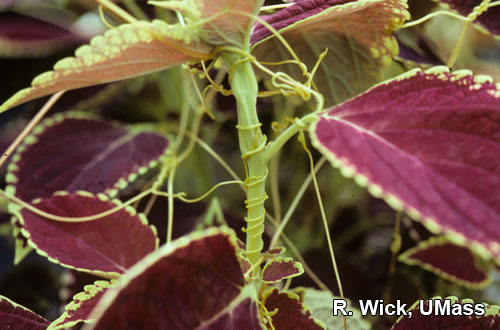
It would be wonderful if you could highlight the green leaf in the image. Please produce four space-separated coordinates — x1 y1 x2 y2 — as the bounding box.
0 20 212 113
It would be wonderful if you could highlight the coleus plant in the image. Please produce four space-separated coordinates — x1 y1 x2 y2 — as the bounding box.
0 0 499 329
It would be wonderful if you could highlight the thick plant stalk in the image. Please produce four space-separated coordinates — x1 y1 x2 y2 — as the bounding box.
223 53 267 278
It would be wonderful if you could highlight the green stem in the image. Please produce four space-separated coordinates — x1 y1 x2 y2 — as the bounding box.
222 52 267 279
261 113 317 162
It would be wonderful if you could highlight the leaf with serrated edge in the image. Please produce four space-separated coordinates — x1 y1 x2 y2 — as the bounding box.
0 295 50 330
0 20 212 113
392 296 500 329
85 227 263 330
261 257 304 283
11 192 158 278
49 280 112 330
399 236 490 288
6 112 169 201
296 288 371 330
263 288 324 330
310 66 500 263
251 0 409 106
439 0 500 37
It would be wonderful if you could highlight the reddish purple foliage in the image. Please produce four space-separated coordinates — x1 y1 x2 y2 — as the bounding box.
0 296 49 330
52 281 109 328
404 242 488 285
262 258 302 283
312 68 500 259
264 289 323 330
91 231 256 329
440 0 500 35
0 13 84 56
17 193 157 274
0 14 74 41
198 298 262 330
251 0 354 44
396 36 443 65
10 116 168 201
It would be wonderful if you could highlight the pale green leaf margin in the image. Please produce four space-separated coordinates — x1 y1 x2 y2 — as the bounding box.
261 256 304 283
0 19 212 113
4 111 166 264
83 227 263 330
308 65 500 265
8 190 159 279
438 1 500 40
263 287 326 329
48 280 114 330
399 236 491 289
4 111 171 200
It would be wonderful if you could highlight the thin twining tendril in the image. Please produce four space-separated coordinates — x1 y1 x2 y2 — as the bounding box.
232 9 308 76
243 254 264 281
171 128 333 292
0 180 242 223
217 46 325 114
402 0 493 29
271 116 295 135
155 180 243 203
237 125 268 161
235 121 266 177
241 169 269 257
258 299 278 330
96 0 138 24
202 60 232 96
298 130 347 330
98 5 118 29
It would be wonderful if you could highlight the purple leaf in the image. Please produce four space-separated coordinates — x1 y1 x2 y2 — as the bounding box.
50 280 111 329
261 257 304 283
310 67 500 262
0 295 49 330
6 113 169 201
439 0 500 36
12 192 158 277
399 237 489 288
392 296 500 330
263 288 324 330
0 13 84 57
251 0 409 105
396 34 444 66
86 228 262 330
